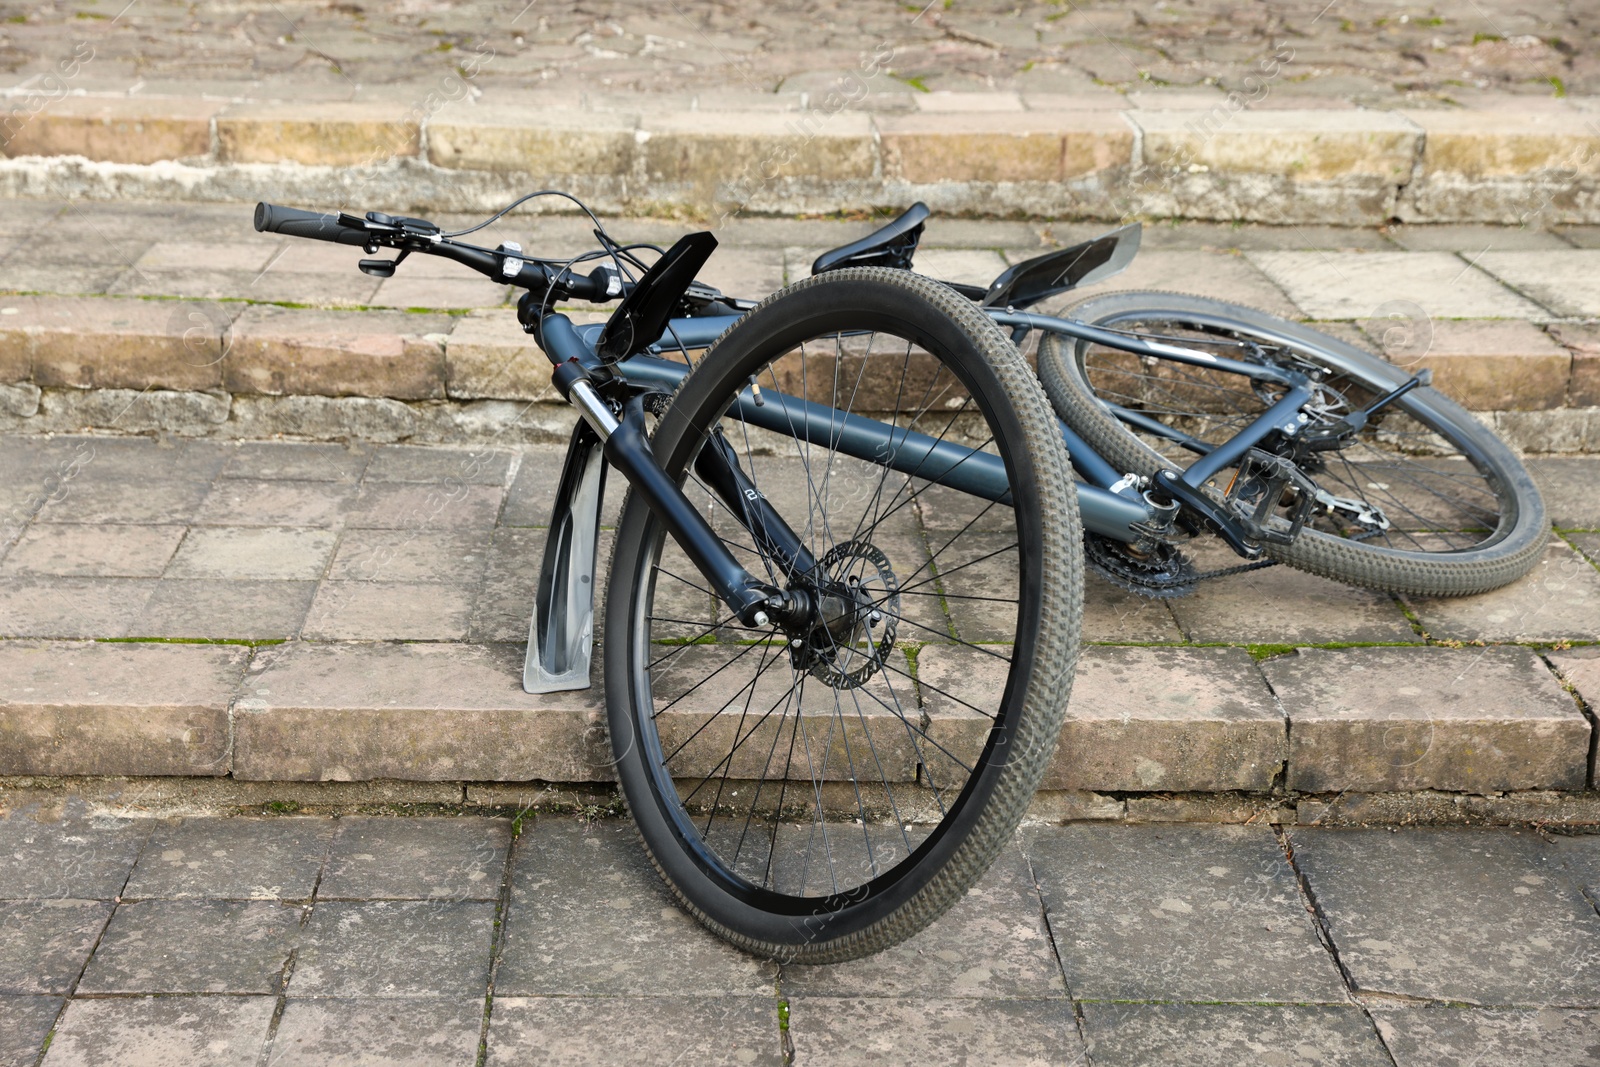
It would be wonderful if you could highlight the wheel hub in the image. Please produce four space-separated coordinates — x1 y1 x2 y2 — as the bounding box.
788 539 900 689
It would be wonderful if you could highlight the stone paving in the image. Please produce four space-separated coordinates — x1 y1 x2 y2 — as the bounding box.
0 0 1592 103
1 808 1599 1065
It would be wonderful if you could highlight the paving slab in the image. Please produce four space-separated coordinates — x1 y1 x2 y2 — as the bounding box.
233 641 607 782
1385 224 1571 252
1528 459 1600 530
1092 251 1302 319
0 901 111 994
78 899 302 994
0 577 155 639
344 483 505 529
486 996 781 1067
363 444 516 486
319 816 510 901
1164 556 1416 645
1372 1006 1600 1067
0 640 248 778
1262 646 1589 793
1080 1004 1391 1067
494 818 773 997
268 998 484 1067
1286 828 1600 1007
0 524 186 578
1476 251 1600 318
34 477 215 526
1247 251 1547 320
167 526 338 581
289 900 495 998
1568 532 1600 565
779 844 1064 999
1024 824 1346 1003
468 526 549 644
785 997 1078 1066
124 817 334 901
219 441 372 483
133 578 317 640
1547 831 1600 905
0 812 148 900
0 996 60 1067
498 445 612 527
1406 542 1600 643
1135 222 1395 252
325 529 490 584
301 579 477 640
196 479 358 529
42 994 275 1067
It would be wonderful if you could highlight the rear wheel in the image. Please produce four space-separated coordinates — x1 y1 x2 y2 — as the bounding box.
606 268 1081 962
1037 290 1546 596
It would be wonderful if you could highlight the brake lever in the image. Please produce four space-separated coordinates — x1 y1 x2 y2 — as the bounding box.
359 248 410 278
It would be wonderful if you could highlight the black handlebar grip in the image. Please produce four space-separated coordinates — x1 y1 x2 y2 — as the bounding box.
253 203 370 247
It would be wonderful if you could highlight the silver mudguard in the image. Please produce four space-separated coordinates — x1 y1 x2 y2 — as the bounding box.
523 421 608 693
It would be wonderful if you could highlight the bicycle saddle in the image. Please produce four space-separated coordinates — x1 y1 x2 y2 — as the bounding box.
811 202 930 275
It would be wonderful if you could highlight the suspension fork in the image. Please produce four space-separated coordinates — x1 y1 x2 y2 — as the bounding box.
538 313 787 632
692 430 821 584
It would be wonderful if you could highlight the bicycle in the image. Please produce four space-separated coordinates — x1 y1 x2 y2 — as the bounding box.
254 192 1544 962
254 196 1083 963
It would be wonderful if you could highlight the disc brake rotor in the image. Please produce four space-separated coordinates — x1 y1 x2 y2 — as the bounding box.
802 540 900 689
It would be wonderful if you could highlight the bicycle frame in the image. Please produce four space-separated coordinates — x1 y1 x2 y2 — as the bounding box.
247 200 1333 696
525 309 1314 693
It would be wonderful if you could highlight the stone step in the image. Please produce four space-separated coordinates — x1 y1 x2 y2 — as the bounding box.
0 638 1592 795
1 291 1596 451
5 91 1600 224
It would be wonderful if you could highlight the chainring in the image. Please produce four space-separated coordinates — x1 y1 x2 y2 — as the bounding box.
1084 532 1198 599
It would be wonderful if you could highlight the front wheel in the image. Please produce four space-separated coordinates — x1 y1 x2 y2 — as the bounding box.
1037 290 1546 597
606 268 1082 962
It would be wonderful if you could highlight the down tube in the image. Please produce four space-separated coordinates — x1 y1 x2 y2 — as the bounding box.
620 355 1150 540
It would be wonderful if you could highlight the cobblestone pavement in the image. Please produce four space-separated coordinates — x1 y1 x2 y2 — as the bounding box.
0 0 1594 104
0 808 1598 1065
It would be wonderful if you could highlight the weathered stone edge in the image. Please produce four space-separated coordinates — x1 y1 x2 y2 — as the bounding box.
6 776 1600 828
4 95 1600 222
1 384 1597 452
1 297 1596 419
0 639 1593 791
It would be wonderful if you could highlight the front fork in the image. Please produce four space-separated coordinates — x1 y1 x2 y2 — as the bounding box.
524 315 806 693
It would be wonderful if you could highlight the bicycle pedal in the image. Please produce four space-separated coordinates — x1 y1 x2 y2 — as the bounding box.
1224 449 1316 546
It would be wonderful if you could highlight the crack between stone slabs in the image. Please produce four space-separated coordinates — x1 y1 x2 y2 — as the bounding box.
1015 833 1091 1065
256 815 338 1067
1246 650 1291 799
1389 117 1426 227
1272 824 1403 1067
33 815 157 1067
474 809 525 1067
1540 646 1600 793
1449 248 1564 320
